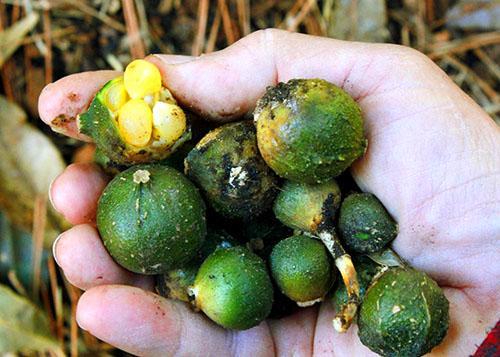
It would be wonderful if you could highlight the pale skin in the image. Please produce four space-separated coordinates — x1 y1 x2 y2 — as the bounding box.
39 29 499 356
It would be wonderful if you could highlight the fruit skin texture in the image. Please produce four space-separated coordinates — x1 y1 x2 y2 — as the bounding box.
270 235 334 303
254 79 367 183
192 246 273 330
273 179 341 233
358 267 449 357
97 164 206 274
338 193 398 253
185 121 278 219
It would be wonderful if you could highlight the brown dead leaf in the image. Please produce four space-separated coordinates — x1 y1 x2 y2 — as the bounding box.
0 96 66 246
323 0 389 42
0 13 39 68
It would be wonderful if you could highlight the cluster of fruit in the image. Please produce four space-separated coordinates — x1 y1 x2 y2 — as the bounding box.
80 60 449 357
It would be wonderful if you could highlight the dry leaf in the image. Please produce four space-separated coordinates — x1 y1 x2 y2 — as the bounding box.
0 13 39 68
0 284 63 355
446 1 500 31
0 96 66 246
324 0 389 42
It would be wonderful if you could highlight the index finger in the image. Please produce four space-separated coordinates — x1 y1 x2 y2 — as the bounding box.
38 70 119 140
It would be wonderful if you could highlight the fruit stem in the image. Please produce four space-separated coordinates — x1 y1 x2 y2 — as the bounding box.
318 231 360 333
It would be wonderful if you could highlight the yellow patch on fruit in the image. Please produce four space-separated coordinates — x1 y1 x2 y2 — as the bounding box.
103 77 129 112
124 59 162 99
152 102 186 145
118 99 153 147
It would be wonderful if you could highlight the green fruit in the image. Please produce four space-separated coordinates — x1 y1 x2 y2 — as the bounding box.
192 246 273 330
270 235 334 304
272 179 361 332
358 267 449 357
254 79 367 183
185 121 278 219
97 164 206 274
338 193 398 253
273 179 341 233
155 228 238 302
79 76 191 165
332 255 382 311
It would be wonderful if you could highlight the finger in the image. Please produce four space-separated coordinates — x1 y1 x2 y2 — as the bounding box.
38 70 119 139
77 285 274 357
267 307 317 355
313 302 377 356
53 224 153 291
148 29 426 121
50 163 109 225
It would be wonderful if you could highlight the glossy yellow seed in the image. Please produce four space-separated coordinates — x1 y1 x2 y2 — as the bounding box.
152 102 186 145
118 99 153 147
103 77 129 112
159 87 177 104
124 59 162 99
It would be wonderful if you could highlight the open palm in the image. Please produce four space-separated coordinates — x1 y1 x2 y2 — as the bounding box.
40 30 499 356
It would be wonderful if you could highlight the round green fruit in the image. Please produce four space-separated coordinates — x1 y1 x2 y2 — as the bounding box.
185 121 278 219
270 235 334 304
358 267 449 357
155 227 238 302
254 79 367 183
191 246 273 330
97 164 206 274
338 193 398 253
273 179 341 233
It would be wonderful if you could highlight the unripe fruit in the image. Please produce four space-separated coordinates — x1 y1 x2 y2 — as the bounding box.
338 193 398 253
97 165 206 274
254 79 367 183
358 267 449 357
191 247 273 330
270 235 334 304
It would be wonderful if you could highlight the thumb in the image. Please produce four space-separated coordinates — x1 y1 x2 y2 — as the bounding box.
147 36 276 121
146 29 407 122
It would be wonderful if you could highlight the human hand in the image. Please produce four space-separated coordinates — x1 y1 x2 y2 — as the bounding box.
40 29 499 356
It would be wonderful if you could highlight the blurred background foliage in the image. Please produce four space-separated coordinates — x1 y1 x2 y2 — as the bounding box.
0 0 498 355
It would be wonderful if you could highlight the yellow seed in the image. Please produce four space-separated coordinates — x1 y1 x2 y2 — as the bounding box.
152 102 186 145
118 99 153 147
124 59 162 99
103 76 129 112
159 87 177 104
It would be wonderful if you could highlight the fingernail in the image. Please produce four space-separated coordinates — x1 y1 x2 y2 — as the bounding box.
52 233 64 266
48 177 59 212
